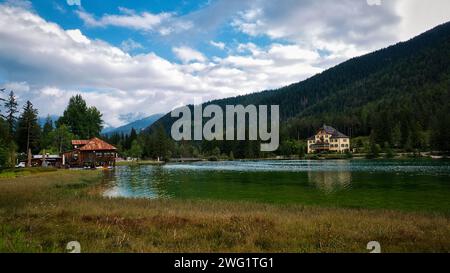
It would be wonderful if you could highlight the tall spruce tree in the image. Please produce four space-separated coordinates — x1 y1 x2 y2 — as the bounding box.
4 90 19 137
16 101 41 154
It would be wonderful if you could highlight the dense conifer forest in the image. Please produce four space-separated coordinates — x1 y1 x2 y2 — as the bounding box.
145 22 450 159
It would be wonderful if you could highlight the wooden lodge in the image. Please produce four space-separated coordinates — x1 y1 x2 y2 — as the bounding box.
63 137 117 168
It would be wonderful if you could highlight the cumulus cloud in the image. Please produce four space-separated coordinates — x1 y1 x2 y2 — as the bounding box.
1 0 450 127
396 0 450 41
231 0 401 63
76 8 171 31
173 46 207 63
0 3 325 127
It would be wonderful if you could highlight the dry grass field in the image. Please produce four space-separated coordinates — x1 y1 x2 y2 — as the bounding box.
0 169 449 252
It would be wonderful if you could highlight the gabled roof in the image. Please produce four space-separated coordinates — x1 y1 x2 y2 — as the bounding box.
78 137 117 151
307 124 349 140
318 124 348 138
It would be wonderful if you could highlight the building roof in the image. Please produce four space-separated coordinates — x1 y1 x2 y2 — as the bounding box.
307 124 349 140
72 140 89 145
319 124 349 138
77 137 117 151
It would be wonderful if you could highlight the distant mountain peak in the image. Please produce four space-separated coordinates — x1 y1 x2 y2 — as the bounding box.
102 113 164 136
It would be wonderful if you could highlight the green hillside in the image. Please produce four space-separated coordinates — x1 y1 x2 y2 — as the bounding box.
147 22 450 157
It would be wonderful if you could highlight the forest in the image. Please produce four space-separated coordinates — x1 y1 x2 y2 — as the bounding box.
146 21 450 159
0 93 103 167
1 22 450 165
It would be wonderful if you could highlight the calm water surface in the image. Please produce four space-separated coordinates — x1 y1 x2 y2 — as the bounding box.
102 160 450 213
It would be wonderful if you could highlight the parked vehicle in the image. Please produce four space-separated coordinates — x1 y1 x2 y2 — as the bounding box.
15 162 26 168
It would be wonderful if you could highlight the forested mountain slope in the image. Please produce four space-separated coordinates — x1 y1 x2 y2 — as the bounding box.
149 22 450 151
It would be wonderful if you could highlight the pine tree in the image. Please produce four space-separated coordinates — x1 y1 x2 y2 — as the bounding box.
3 91 18 137
41 116 54 150
16 101 41 154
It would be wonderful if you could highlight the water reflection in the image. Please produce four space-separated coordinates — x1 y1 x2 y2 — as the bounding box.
99 160 450 212
103 165 173 199
307 171 352 194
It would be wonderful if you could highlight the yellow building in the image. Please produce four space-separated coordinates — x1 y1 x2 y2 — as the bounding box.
307 125 350 154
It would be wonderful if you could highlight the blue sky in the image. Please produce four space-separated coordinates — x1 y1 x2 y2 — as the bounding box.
1 0 450 127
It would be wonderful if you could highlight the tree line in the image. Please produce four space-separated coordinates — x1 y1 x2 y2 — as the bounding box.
0 92 103 167
149 21 450 158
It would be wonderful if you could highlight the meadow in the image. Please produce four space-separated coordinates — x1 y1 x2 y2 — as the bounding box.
0 169 448 253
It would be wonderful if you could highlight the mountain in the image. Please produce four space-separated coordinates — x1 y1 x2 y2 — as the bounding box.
149 22 450 151
103 114 164 136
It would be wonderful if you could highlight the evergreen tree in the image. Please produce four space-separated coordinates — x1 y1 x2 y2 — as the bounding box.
430 106 450 152
0 118 17 168
3 90 18 137
57 94 103 139
41 115 54 149
129 140 143 160
86 106 103 138
16 101 41 154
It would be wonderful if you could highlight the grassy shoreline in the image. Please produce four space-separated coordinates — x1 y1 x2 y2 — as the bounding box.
0 169 449 253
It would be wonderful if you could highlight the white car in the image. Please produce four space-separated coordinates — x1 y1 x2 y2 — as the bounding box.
15 162 26 168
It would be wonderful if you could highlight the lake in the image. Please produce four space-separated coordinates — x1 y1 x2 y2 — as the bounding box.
101 160 450 213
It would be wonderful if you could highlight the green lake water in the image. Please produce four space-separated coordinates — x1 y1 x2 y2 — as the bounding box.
102 160 450 213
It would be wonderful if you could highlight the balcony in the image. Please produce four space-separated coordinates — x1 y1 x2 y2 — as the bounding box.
311 142 330 150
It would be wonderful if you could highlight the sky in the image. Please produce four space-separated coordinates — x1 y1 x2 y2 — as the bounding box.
0 0 450 128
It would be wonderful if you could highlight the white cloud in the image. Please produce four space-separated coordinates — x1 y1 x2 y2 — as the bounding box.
66 29 90 44
172 46 207 63
268 44 320 62
230 0 401 62
76 9 171 31
1 0 450 127
120 38 143 52
396 0 450 41
66 0 81 6
210 41 225 50
0 4 324 127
